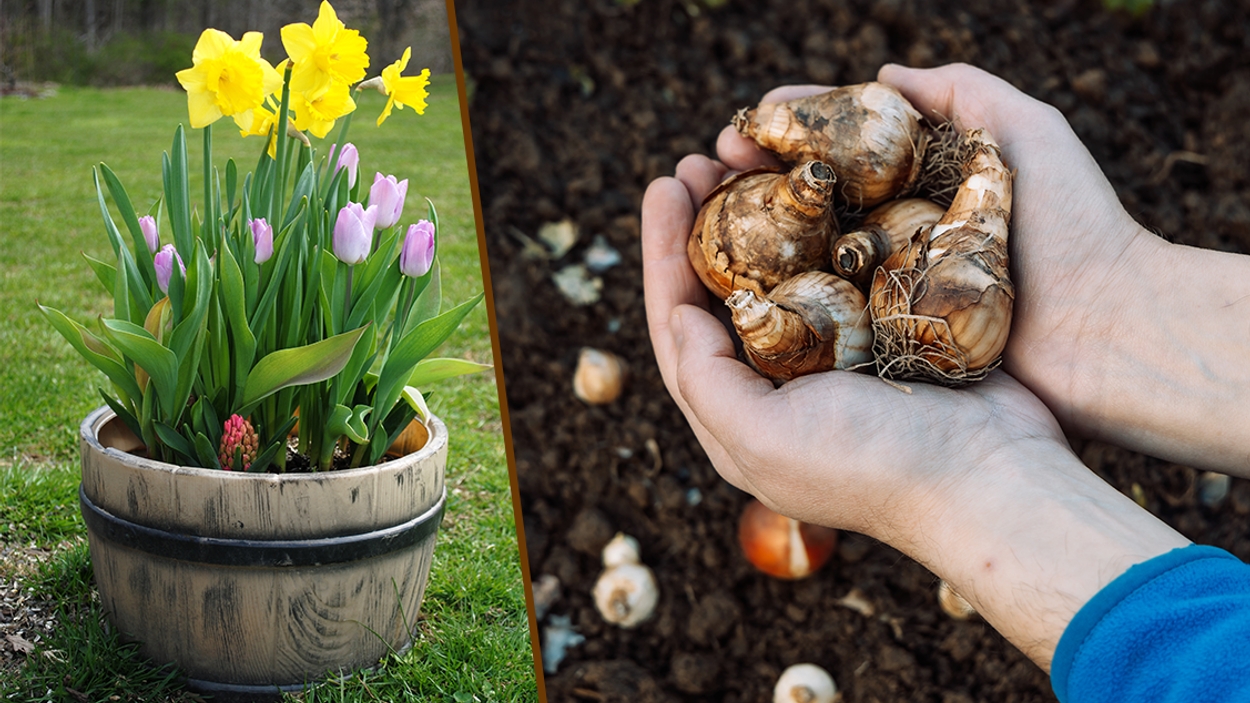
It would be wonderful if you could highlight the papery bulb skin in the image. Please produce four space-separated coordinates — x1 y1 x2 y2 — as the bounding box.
734 82 925 208
689 162 838 301
738 499 838 580
833 198 945 287
727 271 873 382
773 663 838 703
869 129 1014 386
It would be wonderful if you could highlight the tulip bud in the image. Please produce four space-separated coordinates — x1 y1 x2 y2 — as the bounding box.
399 220 435 278
249 217 273 264
331 142 359 188
369 173 409 229
333 202 378 265
154 244 185 294
139 215 159 253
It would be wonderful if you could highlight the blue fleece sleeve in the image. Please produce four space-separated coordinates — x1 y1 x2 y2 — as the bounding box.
1051 544 1250 703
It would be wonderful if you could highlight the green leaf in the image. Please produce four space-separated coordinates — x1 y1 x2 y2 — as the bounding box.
82 253 117 295
373 293 483 430
284 162 316 231
407 358 494 387
240 324 370 412
247 440 283 474
407 260 442 335
326 403 371 444
193 432 221 470
94 167 153 316
401 386 431 422
249 203 304 333
100 318 179 420
153 423 197 465
165 125 194 260
38 305 141 405
100 390 141 440
99 163 157 291
226 158 238 222
219 244 257 401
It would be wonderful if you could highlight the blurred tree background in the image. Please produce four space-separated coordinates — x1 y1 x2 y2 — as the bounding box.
0 0 454 88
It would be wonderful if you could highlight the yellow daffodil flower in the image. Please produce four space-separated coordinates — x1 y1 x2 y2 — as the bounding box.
291 82 357 139
233 101 279 157
176 29 282 129
375 47 430 127
281 1 369 102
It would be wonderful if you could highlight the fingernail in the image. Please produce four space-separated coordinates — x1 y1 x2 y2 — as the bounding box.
669 309 685 350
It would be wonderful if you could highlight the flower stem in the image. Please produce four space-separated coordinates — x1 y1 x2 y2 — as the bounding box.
202 123 213 245
344 265 354 327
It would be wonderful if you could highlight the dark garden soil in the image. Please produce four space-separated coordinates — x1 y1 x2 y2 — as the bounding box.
453 1 1250 701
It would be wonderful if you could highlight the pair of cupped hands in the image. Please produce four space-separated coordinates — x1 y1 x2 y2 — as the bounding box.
642 63 1250 667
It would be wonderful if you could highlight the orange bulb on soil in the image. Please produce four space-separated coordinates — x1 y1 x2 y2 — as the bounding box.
738 499 838 579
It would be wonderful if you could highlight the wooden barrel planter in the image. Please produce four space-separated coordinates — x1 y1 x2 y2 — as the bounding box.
78 406 447 700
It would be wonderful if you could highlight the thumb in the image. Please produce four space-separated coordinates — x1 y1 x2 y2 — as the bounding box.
670 305 774 444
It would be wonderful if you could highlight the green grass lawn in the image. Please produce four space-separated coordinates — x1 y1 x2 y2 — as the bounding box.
0 77 538 702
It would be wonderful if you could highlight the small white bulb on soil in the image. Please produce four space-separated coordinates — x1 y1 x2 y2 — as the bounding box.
773 663 838 703
937 579 977 620
573 347 627 404
601 532 642 568
593 533 658 628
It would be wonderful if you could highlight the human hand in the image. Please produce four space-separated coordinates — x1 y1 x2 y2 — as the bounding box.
717 63 1250 474
717 64 1152 442
643 152 1066 543
642 74 1189 668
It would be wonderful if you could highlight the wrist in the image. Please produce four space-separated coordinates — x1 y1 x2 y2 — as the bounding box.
1064 234 1250 473
896 436 1188 670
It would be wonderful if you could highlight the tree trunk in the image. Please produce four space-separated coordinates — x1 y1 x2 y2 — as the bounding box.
85 0 97 52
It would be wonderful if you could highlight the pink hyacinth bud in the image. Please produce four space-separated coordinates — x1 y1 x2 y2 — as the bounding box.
331 142 359 189
368 173 408 230
399 220 435 278
332 202 378 265
139 215 159 253
154 244 185 294
250 217 273 264
218 414 260 471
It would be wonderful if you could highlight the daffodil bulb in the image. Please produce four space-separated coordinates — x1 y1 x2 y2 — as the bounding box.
593 533 658 628
774 663 838 703
573 347 626 405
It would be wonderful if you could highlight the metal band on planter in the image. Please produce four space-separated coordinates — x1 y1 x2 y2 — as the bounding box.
79 483 445 567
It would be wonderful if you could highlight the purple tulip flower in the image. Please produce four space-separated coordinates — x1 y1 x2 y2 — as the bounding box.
368 173 409 230
139 215 159 253
332 202 378 265
250 218 273 264
154 244 185 294
331 142 359 189
399 220 436 278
